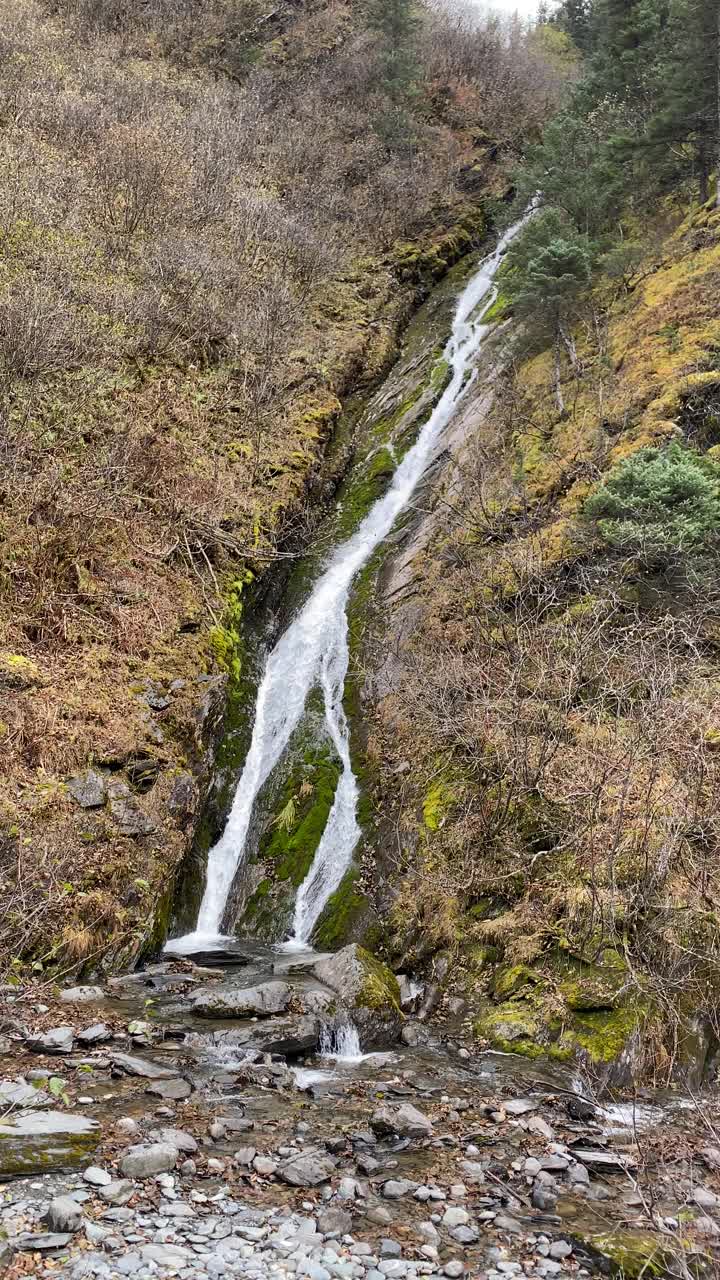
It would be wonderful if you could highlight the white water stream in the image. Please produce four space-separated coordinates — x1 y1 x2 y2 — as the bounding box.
167 215 528 956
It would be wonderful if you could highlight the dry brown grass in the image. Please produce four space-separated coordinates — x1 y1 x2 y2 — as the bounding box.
0 0 564 972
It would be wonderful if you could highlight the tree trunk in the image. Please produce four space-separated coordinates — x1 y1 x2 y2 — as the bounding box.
712 0 717 207
553 337 565 417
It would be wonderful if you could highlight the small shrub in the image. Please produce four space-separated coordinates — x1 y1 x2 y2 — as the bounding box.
584 443 720 559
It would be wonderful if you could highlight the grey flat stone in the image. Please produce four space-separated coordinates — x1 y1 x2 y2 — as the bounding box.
111 1052 177 1080
0 1109 99 1177
120 1142 178 1178
192 981 290 1018
26 1026 75 1054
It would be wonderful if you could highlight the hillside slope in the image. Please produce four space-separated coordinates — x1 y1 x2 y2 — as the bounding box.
357 198 720 1085
0 0 561 973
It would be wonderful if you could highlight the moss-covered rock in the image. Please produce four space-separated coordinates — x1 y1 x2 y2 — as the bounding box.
313 943 402 1047
475 1001 550 1058
492 963 541 1000
312 867 368 949
576 1229 673 1278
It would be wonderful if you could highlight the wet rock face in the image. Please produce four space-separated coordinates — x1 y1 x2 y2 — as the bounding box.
212 1015 322 1057
192 980 291 1018
313 944 402 1046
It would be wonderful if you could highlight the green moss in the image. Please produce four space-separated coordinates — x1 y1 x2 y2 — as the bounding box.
475 1001 554 1059
481 290 509 324
579 1230 671 1278
313 866 368 949
559 1003 640 1063
355 947 401 1012
423 778 455 832
0 652 42 687
259 745 341 888
492 963 540 999
208 570 255 682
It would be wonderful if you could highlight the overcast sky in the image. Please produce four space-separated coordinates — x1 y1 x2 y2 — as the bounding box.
469 0 544 15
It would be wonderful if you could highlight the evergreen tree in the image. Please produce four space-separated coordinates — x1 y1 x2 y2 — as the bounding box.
552 0 594 52
503 210 594 412
365 0 418 99
646 0 720 202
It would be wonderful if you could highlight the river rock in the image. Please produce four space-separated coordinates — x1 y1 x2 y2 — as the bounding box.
0 1110 99 1176
77 1022 111 1044
10 1232 74 1252
67 770 107 809
83 1166 112 1186
214 1016 320 1056
313 945 402 1046
146 1077 193 1100
111 1051 177 1079
371 1103 433 1138
59 985 104 1003
149 1127 198 1153
0 1079 49 1108
46 1195 83 1232
98 1179 134 1205
278 1151 336 1186
120 1142 178 1178
383 1179 416 1199
26 1026 75 1054
192 980 291 1017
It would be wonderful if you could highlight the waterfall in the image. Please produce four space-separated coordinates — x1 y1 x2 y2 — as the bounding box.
320 1021 363 1062
166 213 530 956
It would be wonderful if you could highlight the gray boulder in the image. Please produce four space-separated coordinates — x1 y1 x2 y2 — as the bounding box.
46 1196 83 1233
59 986 104 1003
312 945 401 1047
148 1127 198 1154
110 1052 177 1080
26 1026 74 1055
371 1103 433 1139
67 770 106 809
146 1077 193 1100
98 1179 134 1205
77 1023 111 1044
192 981 290 1018
120 1142 178 1178
213 1016 320 1056
278 1151 336 1187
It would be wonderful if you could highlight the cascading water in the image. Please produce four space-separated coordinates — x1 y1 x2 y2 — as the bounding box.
166 214 530 956
320 1020 363 1063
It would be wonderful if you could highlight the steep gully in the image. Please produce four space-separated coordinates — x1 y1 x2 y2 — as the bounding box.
166 212 531 959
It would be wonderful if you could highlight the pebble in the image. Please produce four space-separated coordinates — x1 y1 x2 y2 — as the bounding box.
443 1265 464 1279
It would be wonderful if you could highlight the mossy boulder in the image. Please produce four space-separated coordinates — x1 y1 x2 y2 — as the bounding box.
313 944 402 1048
0 652 43 689
492 963 541 1000
476 994 644 1078
576 1229 673 1278
560 965 626 1011
475 1001 551 1059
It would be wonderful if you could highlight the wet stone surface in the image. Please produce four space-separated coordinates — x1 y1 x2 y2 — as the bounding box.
1 948 719 1279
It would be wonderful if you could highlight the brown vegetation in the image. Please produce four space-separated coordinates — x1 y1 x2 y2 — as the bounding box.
0 0 564 972
366 202 720 1076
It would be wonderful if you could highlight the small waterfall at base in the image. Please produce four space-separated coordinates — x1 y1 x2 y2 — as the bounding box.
166 212 531 957
320 1020 362 1062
